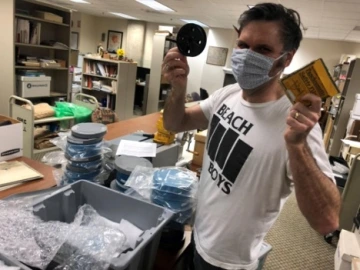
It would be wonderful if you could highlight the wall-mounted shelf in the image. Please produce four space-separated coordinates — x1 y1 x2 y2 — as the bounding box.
15 13 70 27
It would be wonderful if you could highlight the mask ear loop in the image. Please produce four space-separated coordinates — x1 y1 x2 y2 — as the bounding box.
268 52 288 77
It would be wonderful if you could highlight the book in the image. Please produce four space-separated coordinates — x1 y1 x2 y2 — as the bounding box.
280 58 340 104
0 161 43 187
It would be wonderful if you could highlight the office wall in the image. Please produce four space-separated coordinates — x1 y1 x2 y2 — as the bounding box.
286 38 360 74
143 22 159 68
200 28 237 95
78 14 128 54
0 0 14 115
79 13 98 53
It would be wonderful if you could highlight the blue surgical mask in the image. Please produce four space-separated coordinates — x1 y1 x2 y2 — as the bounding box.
231 48 286 93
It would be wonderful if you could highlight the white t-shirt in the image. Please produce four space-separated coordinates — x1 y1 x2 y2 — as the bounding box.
194 83 335 270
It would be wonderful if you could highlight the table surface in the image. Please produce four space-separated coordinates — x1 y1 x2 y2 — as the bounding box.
0 156 56 199
0 112 192 269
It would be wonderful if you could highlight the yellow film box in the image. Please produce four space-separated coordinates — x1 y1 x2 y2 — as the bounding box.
280 58 340 104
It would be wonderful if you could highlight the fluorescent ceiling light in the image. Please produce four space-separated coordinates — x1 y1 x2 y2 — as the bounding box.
71 0 90 3
136 0 175 12
247 5 254 9
109 12 138 20
181 19 208 28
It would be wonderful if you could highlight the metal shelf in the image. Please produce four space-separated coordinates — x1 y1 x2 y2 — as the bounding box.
34 116 74 124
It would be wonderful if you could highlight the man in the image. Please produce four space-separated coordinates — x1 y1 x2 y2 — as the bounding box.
162 3 341 270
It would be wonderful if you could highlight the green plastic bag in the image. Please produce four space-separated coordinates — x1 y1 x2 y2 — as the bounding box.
54 102 92 123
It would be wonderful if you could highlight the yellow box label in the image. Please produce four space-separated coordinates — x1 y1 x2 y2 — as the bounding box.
281 59 339 104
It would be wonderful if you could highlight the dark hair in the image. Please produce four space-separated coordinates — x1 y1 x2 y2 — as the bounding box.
236 3 303 51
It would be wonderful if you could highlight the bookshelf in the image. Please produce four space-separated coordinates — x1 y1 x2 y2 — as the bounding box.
81 57 137 120
14 0 71 102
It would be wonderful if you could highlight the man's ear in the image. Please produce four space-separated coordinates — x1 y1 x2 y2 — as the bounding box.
285 49 296 67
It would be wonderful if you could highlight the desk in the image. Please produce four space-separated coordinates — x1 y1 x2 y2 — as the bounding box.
0 157 56 199
105 112 160 140
0 113 192 270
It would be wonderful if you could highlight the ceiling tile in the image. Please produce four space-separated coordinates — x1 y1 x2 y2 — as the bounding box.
323 1 360 12
41 0 360 44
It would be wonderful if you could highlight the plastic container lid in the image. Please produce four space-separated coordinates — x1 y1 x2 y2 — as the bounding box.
67 134 103 145
71 123 107 139
115 156 153 175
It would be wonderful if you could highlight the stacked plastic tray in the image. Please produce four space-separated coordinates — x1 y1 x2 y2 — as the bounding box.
111 156 153 193
63 123 107 184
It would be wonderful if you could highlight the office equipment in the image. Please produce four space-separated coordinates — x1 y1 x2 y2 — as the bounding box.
9 94 98 159
108 133 180 168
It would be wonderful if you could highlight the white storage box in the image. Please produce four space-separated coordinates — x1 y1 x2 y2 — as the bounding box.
17 76 51 98
335 230 360 270
0 115 23 162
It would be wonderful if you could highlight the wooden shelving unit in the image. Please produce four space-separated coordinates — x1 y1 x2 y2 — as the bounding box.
15 42 69 50
14 0 71 101
81 57 137 120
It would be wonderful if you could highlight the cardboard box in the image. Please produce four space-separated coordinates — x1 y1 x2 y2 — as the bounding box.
0 115 23 162
192 130 207 167
16 76 51 98
335 230 360 270
34 11 63 23
281 59 339 104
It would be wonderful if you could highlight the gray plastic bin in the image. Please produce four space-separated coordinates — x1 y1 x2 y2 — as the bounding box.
32 180 174 270
0 253 32 270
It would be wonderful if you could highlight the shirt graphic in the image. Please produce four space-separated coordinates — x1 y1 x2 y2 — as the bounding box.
207 103 254 195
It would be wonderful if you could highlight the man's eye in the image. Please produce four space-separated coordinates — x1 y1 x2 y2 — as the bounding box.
259 47 271 53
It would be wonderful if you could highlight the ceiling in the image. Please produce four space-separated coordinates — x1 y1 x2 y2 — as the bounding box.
43 0 360 43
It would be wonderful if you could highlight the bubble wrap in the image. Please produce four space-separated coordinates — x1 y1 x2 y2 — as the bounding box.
0 201 126 270
54 205 127 270
0 200 70 269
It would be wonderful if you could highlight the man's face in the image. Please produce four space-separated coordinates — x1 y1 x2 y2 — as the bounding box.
236 20 294 74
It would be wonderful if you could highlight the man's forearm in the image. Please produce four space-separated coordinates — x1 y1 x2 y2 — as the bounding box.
287 143 341 235
163 87 186 132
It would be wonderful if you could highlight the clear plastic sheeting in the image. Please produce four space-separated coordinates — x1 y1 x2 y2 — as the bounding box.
0 201 127 270
0 200 70 269
54 205 127 270
0 261 20 270
126 166 198 224
41 151 67 168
